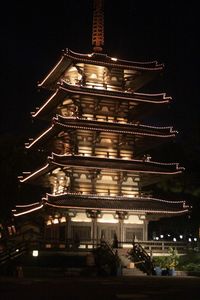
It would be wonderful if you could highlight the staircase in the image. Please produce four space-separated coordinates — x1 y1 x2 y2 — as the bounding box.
117 248 146 276
122 267 146 276
0 240 28 276
126 242 154 275
0 237 155 277
93 240 121 276
0 229 42 276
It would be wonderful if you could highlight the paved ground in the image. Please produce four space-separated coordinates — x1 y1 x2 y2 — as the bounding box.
0 275 200 300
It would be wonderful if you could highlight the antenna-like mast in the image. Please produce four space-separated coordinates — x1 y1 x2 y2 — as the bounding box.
92 0 104 53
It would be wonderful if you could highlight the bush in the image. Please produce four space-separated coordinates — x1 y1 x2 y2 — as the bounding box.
153 256 168 268
182 263 200 272
153 247 179 270
177 252 200 271
165 247 179 269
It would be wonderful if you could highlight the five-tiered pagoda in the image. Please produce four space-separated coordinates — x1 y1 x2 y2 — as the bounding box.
13 0 188 246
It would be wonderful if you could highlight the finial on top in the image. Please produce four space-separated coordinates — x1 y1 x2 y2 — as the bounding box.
92 0 104 53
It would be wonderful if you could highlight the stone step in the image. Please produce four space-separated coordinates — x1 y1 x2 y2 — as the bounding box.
122 267 146 276
119 254 131 267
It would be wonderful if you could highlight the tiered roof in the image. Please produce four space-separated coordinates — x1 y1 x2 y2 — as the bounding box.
26 116 177 154
15 48 188 217
33 83 171 120
38 49 164 90
19 153 184 189
13 194 189 217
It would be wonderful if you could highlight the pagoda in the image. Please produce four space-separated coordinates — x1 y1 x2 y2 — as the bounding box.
13 0 188 247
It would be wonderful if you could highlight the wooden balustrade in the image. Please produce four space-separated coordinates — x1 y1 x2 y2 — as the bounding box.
37 239 188 255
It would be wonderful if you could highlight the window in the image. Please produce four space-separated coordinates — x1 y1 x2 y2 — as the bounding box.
71 225 91 241
125 227 143 241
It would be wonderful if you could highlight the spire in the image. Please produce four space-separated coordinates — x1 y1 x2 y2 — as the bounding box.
92 0 104 53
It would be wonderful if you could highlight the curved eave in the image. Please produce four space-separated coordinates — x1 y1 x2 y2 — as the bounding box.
60 82 171 103
32 84 171 119
56 116 177 136
12 202 44 217
38 48 164 90
50 154 184 174
26 116 177 150
66 49 164 69
13 193 189 217
45 192 189 215
19 154 184 184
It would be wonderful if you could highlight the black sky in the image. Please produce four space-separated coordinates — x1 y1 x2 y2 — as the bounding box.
0 0 199 139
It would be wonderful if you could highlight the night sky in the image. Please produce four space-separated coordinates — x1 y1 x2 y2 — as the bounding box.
0 1 200 224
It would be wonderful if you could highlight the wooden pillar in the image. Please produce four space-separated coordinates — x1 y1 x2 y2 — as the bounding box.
67 217 72 241
116 211 128 246
143 219 149 241
119 218 123 244
93 217 97 247
87 210 99 247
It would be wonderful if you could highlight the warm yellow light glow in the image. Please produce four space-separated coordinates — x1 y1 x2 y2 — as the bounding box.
67 66 77 72
93 86 105 90
63 99 73 105
32 250 39 257
100 175 113 182
52 218 59 224
102 139 112 144
71 212 91 222
97 213 118 224
119 121 127 124
83 114 94 119
111 57 118 61
124 215 144 224
135 177 140 182
46 220 52 226
90 73 98 79
122 244 133 248
60 216 66 223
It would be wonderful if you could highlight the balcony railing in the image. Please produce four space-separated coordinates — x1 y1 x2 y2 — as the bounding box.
33 239 189 255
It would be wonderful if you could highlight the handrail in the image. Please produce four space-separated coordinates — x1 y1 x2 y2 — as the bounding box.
127 242 154 275
0 241 27 266
16 239 188 254
93 240 121 276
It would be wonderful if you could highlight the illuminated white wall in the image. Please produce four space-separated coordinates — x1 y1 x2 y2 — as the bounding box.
123 215 144 225
97 213 118 223
71 212 91 223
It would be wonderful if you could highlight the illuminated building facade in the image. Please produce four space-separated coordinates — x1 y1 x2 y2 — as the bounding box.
13 1 188 246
